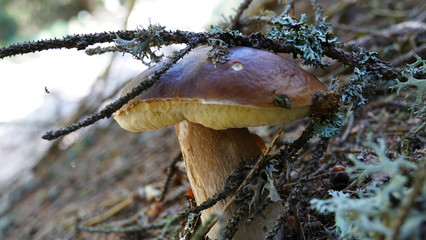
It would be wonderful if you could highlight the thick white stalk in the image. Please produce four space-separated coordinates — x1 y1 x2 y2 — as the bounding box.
175 120 283 240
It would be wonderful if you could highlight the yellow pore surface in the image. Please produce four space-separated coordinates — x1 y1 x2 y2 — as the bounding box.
113 99 310 132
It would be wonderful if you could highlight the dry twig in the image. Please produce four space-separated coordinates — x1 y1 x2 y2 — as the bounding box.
229 0 254 30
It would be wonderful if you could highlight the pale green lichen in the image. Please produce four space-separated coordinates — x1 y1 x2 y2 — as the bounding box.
207 27 244 65
313 48 382 138
240 166 282 212
313 113 344 138
391 53 426 122
114 24 165 67
267 14 338 67
342 67 381 110
206 38 230 65
311 134 425 240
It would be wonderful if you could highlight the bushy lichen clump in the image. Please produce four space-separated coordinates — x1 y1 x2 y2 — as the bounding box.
342 66 381 110
313 113 344 138
391 53 426 125
311 134 425 240
342 47 383 111
267 14 338 67
314 49 383 138
114 24 165 66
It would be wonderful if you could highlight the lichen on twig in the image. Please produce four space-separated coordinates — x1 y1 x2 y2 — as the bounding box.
391 52 426 122
267 13 338 67
311 134 424 240
114 24 166 66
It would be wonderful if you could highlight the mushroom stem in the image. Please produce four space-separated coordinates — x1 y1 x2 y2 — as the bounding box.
175 120 283 240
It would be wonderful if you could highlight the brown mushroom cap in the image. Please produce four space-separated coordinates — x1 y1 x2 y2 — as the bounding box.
114 46 326 132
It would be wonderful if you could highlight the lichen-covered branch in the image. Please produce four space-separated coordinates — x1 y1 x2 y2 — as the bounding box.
325 44 408 80
1 31 136 58
0 29 207 59
2 28 414 82
264 210 289 240
176 162 250 220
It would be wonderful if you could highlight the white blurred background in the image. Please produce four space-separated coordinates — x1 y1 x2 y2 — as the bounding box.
0 0 242 187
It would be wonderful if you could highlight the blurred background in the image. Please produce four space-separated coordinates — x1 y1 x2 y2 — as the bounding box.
0 0 424 239
0 0 239 186
0 1 239 238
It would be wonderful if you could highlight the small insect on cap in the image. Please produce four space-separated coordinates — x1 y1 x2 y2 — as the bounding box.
113 46 326 132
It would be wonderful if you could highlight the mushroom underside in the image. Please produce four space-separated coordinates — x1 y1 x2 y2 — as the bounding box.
114 99 310 132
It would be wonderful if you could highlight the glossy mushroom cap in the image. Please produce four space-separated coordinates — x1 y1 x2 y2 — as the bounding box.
114 46 326 132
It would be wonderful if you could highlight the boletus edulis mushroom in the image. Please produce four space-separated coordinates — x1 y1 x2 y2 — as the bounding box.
113 46 326 239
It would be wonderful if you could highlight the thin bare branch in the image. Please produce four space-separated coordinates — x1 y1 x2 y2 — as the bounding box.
280 0 295 18
229 0 254 30
310 0 324 23
42 41 199 140
158 152 183 201
77 221 165 233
